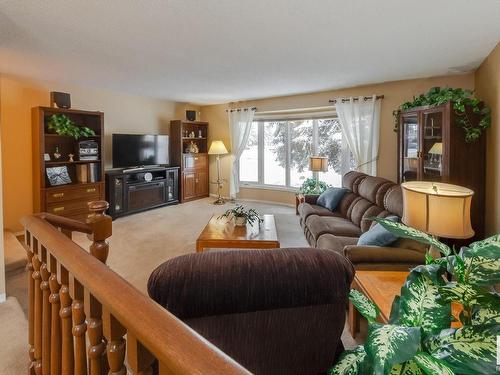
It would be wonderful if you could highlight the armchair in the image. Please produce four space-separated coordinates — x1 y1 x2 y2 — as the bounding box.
148 248 354 375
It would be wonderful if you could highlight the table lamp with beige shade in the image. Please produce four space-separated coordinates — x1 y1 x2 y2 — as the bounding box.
401 181 474 257
208 140 228 205
309 156 328 194
428 142 443 169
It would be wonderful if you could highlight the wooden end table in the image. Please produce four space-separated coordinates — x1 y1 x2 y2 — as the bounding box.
295 193 305 215
349 271 462 337
196 214 280 252
349 271 408 336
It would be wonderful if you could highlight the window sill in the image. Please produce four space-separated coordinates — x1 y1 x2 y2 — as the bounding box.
239 183 300 194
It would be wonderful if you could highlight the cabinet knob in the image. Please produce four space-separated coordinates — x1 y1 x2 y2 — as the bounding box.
86 187 97 193
194 157 199 161
53 206 65 212
52 193 64 198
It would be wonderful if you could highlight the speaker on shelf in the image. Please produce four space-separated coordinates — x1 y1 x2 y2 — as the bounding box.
186 110 196 121
50 92 71 109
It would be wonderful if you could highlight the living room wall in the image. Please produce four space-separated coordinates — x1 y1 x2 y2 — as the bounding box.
0 74 196 232
475 42 500 235
201 73 475 205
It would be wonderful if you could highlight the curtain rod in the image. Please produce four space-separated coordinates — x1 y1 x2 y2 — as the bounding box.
329 95 384 104
226 107 257 113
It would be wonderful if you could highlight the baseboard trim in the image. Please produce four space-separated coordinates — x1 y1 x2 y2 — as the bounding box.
209 193 295 208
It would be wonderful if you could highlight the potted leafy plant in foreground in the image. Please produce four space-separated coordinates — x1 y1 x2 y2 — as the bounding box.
329 218 500 375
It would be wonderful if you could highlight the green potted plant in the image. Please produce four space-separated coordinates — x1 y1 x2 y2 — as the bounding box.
47 114 96 139
330 218 500 375
299 177 330 195
218 205 263 227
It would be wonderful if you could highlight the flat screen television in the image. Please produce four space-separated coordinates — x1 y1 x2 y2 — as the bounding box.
112 134 169 168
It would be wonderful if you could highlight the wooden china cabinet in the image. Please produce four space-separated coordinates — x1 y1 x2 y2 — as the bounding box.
32 107 105 222
170 120 209 202
397 101 486 239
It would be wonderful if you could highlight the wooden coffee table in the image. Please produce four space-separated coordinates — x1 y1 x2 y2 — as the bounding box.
196 214 280 252
349 271 408 336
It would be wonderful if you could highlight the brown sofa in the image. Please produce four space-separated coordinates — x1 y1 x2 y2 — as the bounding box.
298 171 427 271
148 248 354 375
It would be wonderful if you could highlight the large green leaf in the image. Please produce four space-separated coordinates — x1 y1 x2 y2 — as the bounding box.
461 240 500 286
328 346 367 375
413 352 455 375
392 265 451 336
438 282 492 306
365 323 421 375
469 233 500 250
372 218 450 256
425 324 499 374
349 289 380 323
390 361 423 375
471 296 500 325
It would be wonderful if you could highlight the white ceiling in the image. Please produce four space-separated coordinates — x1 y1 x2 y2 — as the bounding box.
1 0 499 104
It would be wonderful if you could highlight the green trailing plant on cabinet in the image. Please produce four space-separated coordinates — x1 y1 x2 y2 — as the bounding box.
47 114 95 139
393 87 491 143
329 218 500 375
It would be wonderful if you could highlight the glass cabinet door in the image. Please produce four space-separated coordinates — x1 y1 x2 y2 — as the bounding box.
422 109 444 181
401 114 420 182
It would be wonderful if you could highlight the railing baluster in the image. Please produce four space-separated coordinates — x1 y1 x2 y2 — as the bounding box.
85 290 106 375
26 230 36 375
127 333 155 375
32 239 43 375
103 308 127 375
49 253 61 375
40 246 52 374
70 277 87 375
87 201 112 264
58 265 74 374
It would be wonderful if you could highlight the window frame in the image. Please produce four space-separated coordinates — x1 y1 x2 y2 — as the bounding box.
238 116 351 192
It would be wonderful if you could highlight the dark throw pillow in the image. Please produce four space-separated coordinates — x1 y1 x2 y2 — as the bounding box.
316 187 348 211
357 215 400 247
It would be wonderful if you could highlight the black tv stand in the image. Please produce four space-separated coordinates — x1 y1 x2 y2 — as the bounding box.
105 166 179 219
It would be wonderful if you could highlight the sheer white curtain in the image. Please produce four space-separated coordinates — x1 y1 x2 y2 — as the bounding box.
335 95 381 176
229 108 256 198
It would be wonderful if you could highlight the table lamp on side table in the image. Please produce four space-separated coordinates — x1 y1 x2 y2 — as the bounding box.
401 181 474 258
208 140 228 205
309 156 328 194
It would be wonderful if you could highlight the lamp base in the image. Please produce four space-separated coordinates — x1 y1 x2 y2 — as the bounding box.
213 196 225 205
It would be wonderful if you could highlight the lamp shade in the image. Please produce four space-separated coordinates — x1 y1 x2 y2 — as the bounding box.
208 140 228 155
428 142 443 155
309 156 328 172
401 181 474 239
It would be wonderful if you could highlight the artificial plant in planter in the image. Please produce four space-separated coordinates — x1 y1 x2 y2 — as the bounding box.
329 218 500 375
299 177 330 195
47 114 96 139
393 87 491 143
218 205 263 226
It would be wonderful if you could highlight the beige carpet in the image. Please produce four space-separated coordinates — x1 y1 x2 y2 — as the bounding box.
0 297 29 375
4 198 357 367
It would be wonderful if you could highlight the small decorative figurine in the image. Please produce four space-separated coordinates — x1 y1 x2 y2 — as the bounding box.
68 153 74 162
185 141 199 153
53 147 61 160
190 131 195 138
198 130 203 138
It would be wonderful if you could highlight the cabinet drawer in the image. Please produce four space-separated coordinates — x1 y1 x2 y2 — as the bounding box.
46 199 97 217
46 184 101 203
183 154 207 170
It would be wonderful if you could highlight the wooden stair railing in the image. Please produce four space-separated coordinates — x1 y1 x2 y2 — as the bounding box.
22 201 250 375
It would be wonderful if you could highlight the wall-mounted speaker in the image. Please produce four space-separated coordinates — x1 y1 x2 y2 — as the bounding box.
50 92 71 109
186 110 196 121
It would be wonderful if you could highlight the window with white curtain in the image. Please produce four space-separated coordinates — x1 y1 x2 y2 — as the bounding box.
239 116 354 190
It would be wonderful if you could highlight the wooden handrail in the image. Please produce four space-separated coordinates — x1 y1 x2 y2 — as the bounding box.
22 205 250 375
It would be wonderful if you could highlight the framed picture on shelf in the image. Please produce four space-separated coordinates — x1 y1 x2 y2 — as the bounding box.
46 166 72 186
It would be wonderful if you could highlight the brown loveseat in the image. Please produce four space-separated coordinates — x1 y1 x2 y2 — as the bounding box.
298 171 427 271
148 248 354 375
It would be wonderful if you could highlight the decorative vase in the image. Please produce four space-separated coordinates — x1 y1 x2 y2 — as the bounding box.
234 216 247 226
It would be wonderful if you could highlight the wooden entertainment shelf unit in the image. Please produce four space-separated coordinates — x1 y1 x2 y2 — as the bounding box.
32 106 105 222
170 120 209 202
